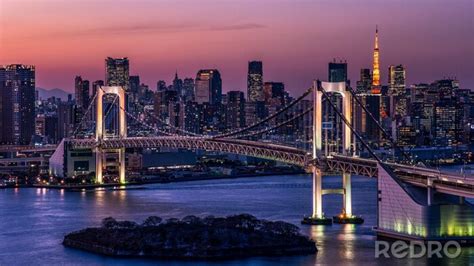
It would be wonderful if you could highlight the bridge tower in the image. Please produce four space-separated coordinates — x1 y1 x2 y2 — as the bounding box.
305 80 359 225
95 86 127 184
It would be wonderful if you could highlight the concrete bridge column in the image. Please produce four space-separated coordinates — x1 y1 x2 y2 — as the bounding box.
312 167 323 219
343 172 352 217
119 148 126 184
95 147 103 184
427 177 433 206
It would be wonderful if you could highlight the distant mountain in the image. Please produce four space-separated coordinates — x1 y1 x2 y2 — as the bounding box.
36 87 71 100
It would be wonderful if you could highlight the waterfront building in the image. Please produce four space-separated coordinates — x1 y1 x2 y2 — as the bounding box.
0 64 36 145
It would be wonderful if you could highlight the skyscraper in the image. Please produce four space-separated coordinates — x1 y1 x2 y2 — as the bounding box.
371 27 381 94
195 69 222 105
263 82 285 106
247 61 263 102
129 75 140 102
328 60 348 82
173 71 183 97
388 65 406 96
182 78 195 102
356 68 372 93
226 91 246 129
74 76 90 110
157 80 167 91
0 64 36 144
105 57 130 90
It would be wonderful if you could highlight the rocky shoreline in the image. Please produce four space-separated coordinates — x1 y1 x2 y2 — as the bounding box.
63 214 317 259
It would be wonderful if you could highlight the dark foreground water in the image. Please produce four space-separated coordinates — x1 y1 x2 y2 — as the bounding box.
1 174 473 265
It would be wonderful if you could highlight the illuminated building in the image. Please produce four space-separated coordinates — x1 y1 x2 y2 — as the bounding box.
356 68 372 93
371 27 381 94
157 80 167 91
263 82 285 106
0 64 36 145
388 65 406 96
182 78 195 102
105 57 130 91
328 60 347 83
195 69 222 105
129 76 140 103
226 91 246 129
74 76 90 110
172 71 183 97
247 61 263 102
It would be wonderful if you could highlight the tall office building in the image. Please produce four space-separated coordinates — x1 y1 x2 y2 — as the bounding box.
263 82 285 106
74 76 90 110
157 80 167 91
328 60 348 82
226 91 246 129
247 61 263 102
371 27 381 94
182 78 195 102
388 65 407 121
356 68 372 93
0 64 36 144
172 71 183 97
388 65 406 96
105 57 129 90
195 69 222 105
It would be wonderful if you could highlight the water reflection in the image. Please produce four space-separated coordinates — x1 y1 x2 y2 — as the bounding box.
1 175 473 265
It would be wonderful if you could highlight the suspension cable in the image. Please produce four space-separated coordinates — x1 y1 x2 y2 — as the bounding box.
319 87 382 163
214 87 313 138
348 88 420 165
120 106 173 136
236 107 313 139
143 109 204 137
72 90 99 137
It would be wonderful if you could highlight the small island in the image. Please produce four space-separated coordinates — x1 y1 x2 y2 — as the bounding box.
63 214 317 259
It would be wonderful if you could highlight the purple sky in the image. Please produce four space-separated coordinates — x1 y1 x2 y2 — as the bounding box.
1 0 473 95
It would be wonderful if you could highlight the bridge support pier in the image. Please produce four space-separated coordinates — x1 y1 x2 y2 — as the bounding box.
119 148 126 184
312 167 322 219
95 147 103 184
343 172 352 217
94 86 127 185
301 167 332 225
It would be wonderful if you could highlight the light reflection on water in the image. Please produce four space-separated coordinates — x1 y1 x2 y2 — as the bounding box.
0 174 473 265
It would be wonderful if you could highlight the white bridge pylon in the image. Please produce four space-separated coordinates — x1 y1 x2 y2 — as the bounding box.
312 80 353 219
95 86 127 184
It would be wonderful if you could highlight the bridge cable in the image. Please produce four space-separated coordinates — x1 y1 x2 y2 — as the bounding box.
214 87 313 139
72 89 99 138
347 88 417 165
318 87 382 163
236 107 313 139
119 106 174 136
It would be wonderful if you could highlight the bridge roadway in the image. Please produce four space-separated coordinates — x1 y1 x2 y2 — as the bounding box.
70 136 309 167
324 155 474 198
69 136 474 198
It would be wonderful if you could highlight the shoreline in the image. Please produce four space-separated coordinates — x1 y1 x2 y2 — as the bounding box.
1 171 307 190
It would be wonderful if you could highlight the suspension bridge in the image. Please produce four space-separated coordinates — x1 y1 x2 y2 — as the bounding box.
50 80 474 242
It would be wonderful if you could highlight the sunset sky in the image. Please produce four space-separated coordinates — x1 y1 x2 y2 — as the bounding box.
1 0 473 95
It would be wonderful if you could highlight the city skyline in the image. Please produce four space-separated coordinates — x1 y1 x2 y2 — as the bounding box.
1 0 473 94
